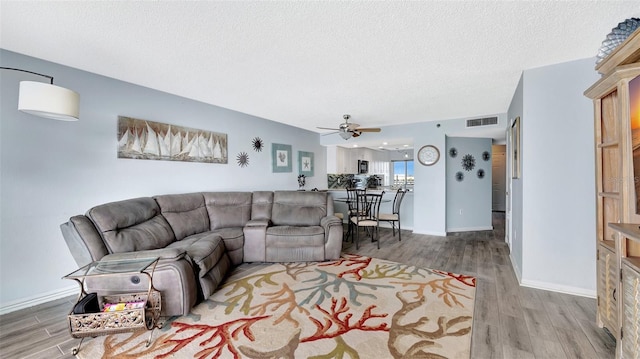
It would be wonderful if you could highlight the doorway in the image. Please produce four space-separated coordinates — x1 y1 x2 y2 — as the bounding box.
492 145 506 211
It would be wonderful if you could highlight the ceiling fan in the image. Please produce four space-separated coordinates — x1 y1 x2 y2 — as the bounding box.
317 114 381 140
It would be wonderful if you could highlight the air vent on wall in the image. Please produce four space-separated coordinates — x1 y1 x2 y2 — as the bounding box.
466 116 498 128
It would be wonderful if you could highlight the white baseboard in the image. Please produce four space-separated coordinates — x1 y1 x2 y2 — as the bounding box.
412 229 447 236
0 286 77 315
520 279 596 298
509 253 522 283
507 253 595 298
446 226 494 232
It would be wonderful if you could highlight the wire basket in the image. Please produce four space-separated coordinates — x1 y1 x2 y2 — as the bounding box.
68 290 161 338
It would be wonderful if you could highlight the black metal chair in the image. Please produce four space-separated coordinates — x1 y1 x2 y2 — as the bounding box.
345 188 366 242
350 191 385 249
379 188 407 241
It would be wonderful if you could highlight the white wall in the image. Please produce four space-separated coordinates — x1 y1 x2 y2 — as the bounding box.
518 58 599 296
0 50 327 311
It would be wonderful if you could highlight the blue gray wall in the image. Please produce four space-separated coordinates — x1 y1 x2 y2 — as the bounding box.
0 50 326 310
508 58 599 295
445 136 493 231
508 74 524 281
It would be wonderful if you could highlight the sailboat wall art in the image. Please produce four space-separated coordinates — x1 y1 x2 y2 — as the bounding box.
117 116 228 164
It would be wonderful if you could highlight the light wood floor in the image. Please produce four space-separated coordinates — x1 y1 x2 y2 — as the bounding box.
0 212 615 358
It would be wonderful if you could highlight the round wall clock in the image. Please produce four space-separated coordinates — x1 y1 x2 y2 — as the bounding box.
417 145 440 166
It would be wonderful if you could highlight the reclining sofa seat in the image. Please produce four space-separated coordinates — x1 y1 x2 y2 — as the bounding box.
60 191 342 318
243 191 343 262
61 197 198 317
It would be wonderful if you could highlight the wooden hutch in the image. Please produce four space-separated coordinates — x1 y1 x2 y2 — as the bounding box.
585 27 640 359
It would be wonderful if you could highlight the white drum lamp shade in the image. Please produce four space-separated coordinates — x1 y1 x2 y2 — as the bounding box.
18 81 80 121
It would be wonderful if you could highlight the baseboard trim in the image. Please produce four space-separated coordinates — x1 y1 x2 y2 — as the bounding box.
509 253 522 283
507 253 595 298
520 279 596 298
412 230 447 236
447 226 494 232
0 286 77 315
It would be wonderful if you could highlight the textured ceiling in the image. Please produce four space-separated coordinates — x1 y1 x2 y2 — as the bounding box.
1 1 639 138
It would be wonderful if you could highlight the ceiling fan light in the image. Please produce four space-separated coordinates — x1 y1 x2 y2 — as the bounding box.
339 132 351 140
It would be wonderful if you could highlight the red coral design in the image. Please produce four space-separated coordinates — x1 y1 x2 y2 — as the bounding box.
302 297 388 342
156 315 269 359
319 254 372 280
432 270 476 287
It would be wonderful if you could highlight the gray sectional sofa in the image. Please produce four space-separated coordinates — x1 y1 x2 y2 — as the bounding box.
60 191 343 317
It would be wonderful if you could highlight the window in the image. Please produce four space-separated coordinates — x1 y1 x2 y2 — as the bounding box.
392 160 414 189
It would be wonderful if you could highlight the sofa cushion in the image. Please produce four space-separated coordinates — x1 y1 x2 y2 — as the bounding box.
203 192 252 230
87 197 175 253
271 191 328 226
266 225 325 247
154 193 209 241
251 191 274 220
167 232 227 279
211 227 244 251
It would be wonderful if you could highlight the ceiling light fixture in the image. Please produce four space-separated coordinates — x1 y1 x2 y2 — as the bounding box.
339 131 351 140
1 67 80 121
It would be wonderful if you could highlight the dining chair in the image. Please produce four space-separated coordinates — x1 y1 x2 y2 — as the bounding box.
350 191 385 249
345 188 366 242
379 188 407 241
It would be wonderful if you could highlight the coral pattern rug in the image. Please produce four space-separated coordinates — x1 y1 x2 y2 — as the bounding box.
77 254 476 358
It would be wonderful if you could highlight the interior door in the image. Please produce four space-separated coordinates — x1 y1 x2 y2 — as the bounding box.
491 145 507 211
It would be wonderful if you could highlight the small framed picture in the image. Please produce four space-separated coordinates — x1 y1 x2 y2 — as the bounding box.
271 143 292 173
298 151 314 177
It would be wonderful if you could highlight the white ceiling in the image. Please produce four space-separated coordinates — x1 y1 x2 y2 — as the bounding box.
1 1 639 140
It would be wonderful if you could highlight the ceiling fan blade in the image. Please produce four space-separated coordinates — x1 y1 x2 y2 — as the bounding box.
317 127 340 131
346 123 360 130
321 131 339 136
355 127 381 132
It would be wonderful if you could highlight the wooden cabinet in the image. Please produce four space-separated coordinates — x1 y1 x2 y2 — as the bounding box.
607 223 640 358
597 243 619 334
621 261 640 359
586 29 640 358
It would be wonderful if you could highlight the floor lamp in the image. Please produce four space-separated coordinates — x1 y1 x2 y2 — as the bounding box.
1 67 80 121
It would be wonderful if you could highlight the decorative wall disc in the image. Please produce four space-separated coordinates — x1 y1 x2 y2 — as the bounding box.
461 154 476 171
456 171 464 182
252 137 264 152
237 152 249 167
597 18 640 64
482 151 490 161
477 169 485 179
449 147 458 158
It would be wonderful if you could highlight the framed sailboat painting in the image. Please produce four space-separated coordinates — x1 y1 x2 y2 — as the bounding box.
117 116 228 164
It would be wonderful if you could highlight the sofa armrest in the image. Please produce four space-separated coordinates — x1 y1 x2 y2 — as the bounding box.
321 216 343 260
320 215 342 230
245 219 270 227
100 248 186 262
243 220 269 262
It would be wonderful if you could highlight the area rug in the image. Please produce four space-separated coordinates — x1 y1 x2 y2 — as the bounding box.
76 254 476 358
